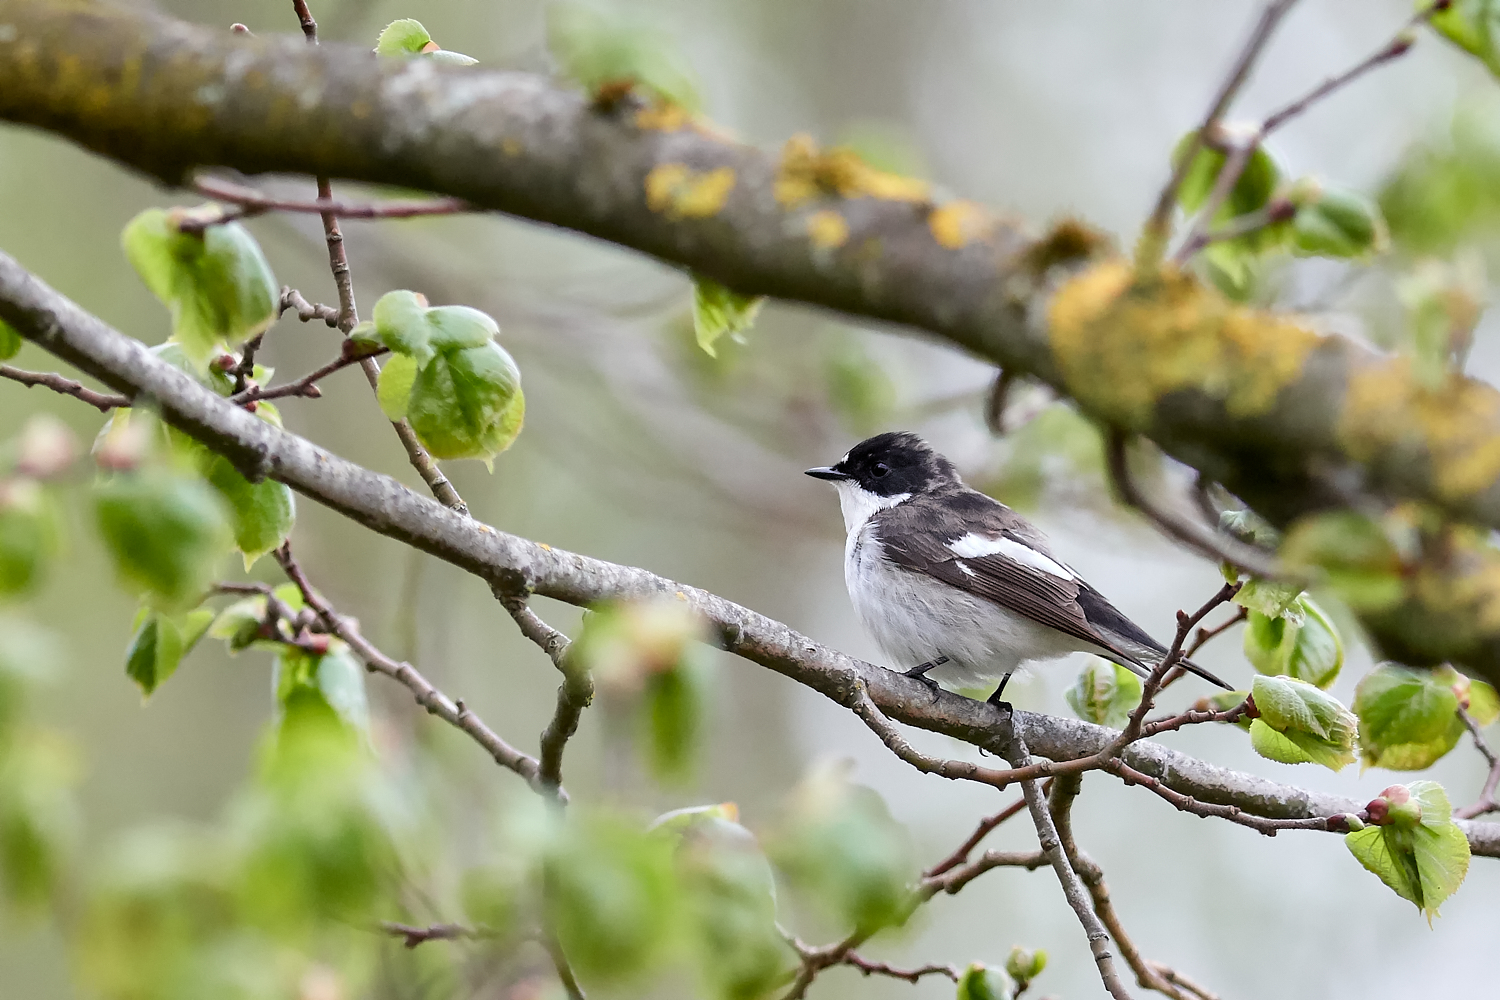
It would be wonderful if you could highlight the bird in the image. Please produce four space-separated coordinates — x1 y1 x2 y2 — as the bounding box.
805 431 1232 705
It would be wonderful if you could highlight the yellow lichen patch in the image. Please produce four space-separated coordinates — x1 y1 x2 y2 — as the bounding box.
806 209 849 249
1048 262 1320 429
774 133 930 209
635 101 692 133
501 137 523 157
928 200 993 249
644 163 736 219
1340 356 1500 503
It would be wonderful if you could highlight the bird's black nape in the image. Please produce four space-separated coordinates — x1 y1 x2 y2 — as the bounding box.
823 431 961 498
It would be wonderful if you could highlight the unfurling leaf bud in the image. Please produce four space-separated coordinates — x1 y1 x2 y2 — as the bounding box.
213 353 238 372
1368 784 1422 827
1005 945 1048 984
1342 813 1365 832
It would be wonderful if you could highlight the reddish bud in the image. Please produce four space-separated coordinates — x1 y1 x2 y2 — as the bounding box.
1243 693 1260 719
16 414 78 479
213 353 239 372
230 23 251 34
1366 797 1389 824
304 633 331 655
94 416 151 471
244 400 259 413
420 40 442 53
1380 784 1411 807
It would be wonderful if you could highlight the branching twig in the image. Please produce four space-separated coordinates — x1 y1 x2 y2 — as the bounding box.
778 930 871 1000
1106 758 1360 836
1160 606 1248 692
271 543 554 796
1 364 129 411
1105 428 1288 580
1050 776 1209 1000
921 848 1048 896
231 342 388 405
1142 698 1249 740
193 174 471 223
1174 2 1436 262
849 682 1041 788
1139 0 1300 265
501 594 590 801
280 287 341 327
841 953 960 984
1001 710 1133 1000
1456 707 1500 820
924 795 1029 877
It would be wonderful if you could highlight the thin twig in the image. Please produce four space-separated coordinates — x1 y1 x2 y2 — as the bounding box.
1050 776 1209 1000
1138 0 1300 266
841 953 960 984
231 342 387 405
1105 428 1290 580
1001 710 1133 1000
1175 3 1435 263
1456 707 1500 820
380 921 488 949
193 174 472 223
501 594 591 801
778 930 871 1000
849 682 1036 787
271 543 554 795
287 1 469 517
280 286 341 327
1 364 130 411
1160 606 1248 692
1142 698 1249 740
924 795 1029 877
1175 197 1296 262
921 848 1048 895
1106 758 1360 836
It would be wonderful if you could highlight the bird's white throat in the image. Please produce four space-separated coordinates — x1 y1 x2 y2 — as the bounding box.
833 480 911 534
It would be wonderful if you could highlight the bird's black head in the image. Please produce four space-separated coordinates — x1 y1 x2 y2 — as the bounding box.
805 431 960 497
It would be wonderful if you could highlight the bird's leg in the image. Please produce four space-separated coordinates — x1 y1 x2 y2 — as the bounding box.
903 656 948 702
984 671 1014 709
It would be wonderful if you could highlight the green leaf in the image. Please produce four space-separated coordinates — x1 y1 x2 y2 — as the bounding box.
0 732 79 913
1430 0 1500 77
376 353 419 421
548 2 702 109
0 616 59 741
0 318 20 361
374 18 432 55
767 762 915 935
1345 780 1470 921
368 290 497 368
1464 676 1500 726
1233 577 1305 621
544 811 682 985
1064 658 1143 728
955 962 1014 1000
121 208 278 363
406 342 525 464
665 807 784 1000
272 644 370 734
124 607 214 698
1291 185 1387 258
692 277 764 357
1249 674 1357 770
1173 133 1281 218
1354 663 1473 770
94 470 232 609
644 652 710 783
0 479 60 597
201 454 295 571
1242 596 1343 689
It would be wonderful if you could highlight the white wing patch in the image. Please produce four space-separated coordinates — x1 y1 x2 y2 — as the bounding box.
947 532 1075 580
955 560 977 577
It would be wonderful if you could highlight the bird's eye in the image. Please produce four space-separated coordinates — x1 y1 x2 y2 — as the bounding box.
872 462 890 478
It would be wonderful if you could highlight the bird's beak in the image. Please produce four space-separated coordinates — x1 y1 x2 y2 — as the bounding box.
805 466 851 482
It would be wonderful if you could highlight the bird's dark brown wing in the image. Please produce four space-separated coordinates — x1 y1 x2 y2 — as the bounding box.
872 494 1153 668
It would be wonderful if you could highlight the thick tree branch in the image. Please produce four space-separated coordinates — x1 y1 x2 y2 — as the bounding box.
4 250 1500 858
10 0 1500 554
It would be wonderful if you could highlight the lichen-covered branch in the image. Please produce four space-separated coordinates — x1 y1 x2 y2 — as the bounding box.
4 0 1500 537
4 247 1500 858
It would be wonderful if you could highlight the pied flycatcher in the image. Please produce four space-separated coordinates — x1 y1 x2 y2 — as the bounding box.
807 431 1231 704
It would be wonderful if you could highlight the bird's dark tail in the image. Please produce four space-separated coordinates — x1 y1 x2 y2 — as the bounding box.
1119 654 1234 691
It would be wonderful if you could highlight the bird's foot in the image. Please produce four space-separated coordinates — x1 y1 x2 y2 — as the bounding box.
904 657 948 704
983 672 1014 712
